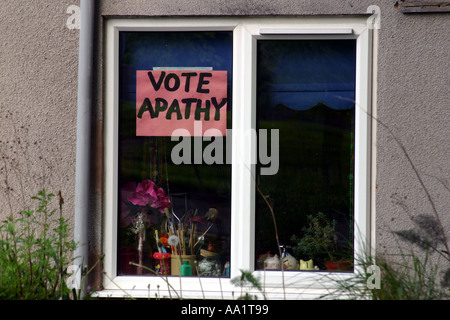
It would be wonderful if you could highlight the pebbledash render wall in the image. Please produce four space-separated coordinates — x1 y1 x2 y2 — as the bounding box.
1 0 449 292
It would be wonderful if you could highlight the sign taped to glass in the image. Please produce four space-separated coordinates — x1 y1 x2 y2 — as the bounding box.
136 70 228 136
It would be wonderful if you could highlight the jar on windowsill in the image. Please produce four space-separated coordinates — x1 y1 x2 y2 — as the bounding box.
197 249 221 277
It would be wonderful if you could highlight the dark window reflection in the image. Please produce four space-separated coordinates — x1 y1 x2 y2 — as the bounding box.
256 40 356 271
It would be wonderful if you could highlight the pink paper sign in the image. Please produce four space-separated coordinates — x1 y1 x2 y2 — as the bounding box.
136 70 228 136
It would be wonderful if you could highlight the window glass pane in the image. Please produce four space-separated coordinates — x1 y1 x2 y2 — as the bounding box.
118 32 233 277
256 40 356 272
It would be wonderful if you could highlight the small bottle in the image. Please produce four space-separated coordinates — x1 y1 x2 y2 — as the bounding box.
180 261 192 276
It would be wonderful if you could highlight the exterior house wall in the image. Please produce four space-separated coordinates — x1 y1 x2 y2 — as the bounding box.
0 1 80 224
1 0 449 294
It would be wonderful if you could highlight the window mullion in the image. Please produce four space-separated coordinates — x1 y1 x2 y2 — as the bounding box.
354 27 373 271
103 23 119 286
230 25 257 278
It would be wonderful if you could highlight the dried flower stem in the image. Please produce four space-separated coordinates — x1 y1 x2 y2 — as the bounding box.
255 178 286 299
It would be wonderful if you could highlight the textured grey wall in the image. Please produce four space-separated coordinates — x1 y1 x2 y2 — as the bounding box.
374 10 450 258
0 1 79 225
1 0 449 289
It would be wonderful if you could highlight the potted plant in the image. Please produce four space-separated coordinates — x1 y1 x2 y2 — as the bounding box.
291 212 351 271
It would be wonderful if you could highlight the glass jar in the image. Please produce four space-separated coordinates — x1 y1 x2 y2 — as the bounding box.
197 256 221 277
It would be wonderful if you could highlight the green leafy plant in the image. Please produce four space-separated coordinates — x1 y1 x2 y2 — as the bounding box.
231 269 267 300
0 189 77 299
291 212 338 267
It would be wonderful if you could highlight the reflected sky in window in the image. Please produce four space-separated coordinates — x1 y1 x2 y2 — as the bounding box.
257 40 356 110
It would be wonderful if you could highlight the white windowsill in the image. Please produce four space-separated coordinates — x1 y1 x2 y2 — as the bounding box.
95 270 357 300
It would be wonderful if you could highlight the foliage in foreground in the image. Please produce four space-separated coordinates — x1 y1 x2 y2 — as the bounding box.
0 190 77 300
323 250 450 300
231 269 266 300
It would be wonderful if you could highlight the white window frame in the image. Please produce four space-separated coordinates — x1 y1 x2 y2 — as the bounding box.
102 16 374 299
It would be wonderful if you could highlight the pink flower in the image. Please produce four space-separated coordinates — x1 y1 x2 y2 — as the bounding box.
155 187 171 209
128 179 170 213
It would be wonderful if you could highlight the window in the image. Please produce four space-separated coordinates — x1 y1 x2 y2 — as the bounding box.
255 39 356 271
103 17 373 299
117 31 233 278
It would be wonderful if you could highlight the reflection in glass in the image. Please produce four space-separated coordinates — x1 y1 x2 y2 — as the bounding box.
255 40 356 272
118 32 232 277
